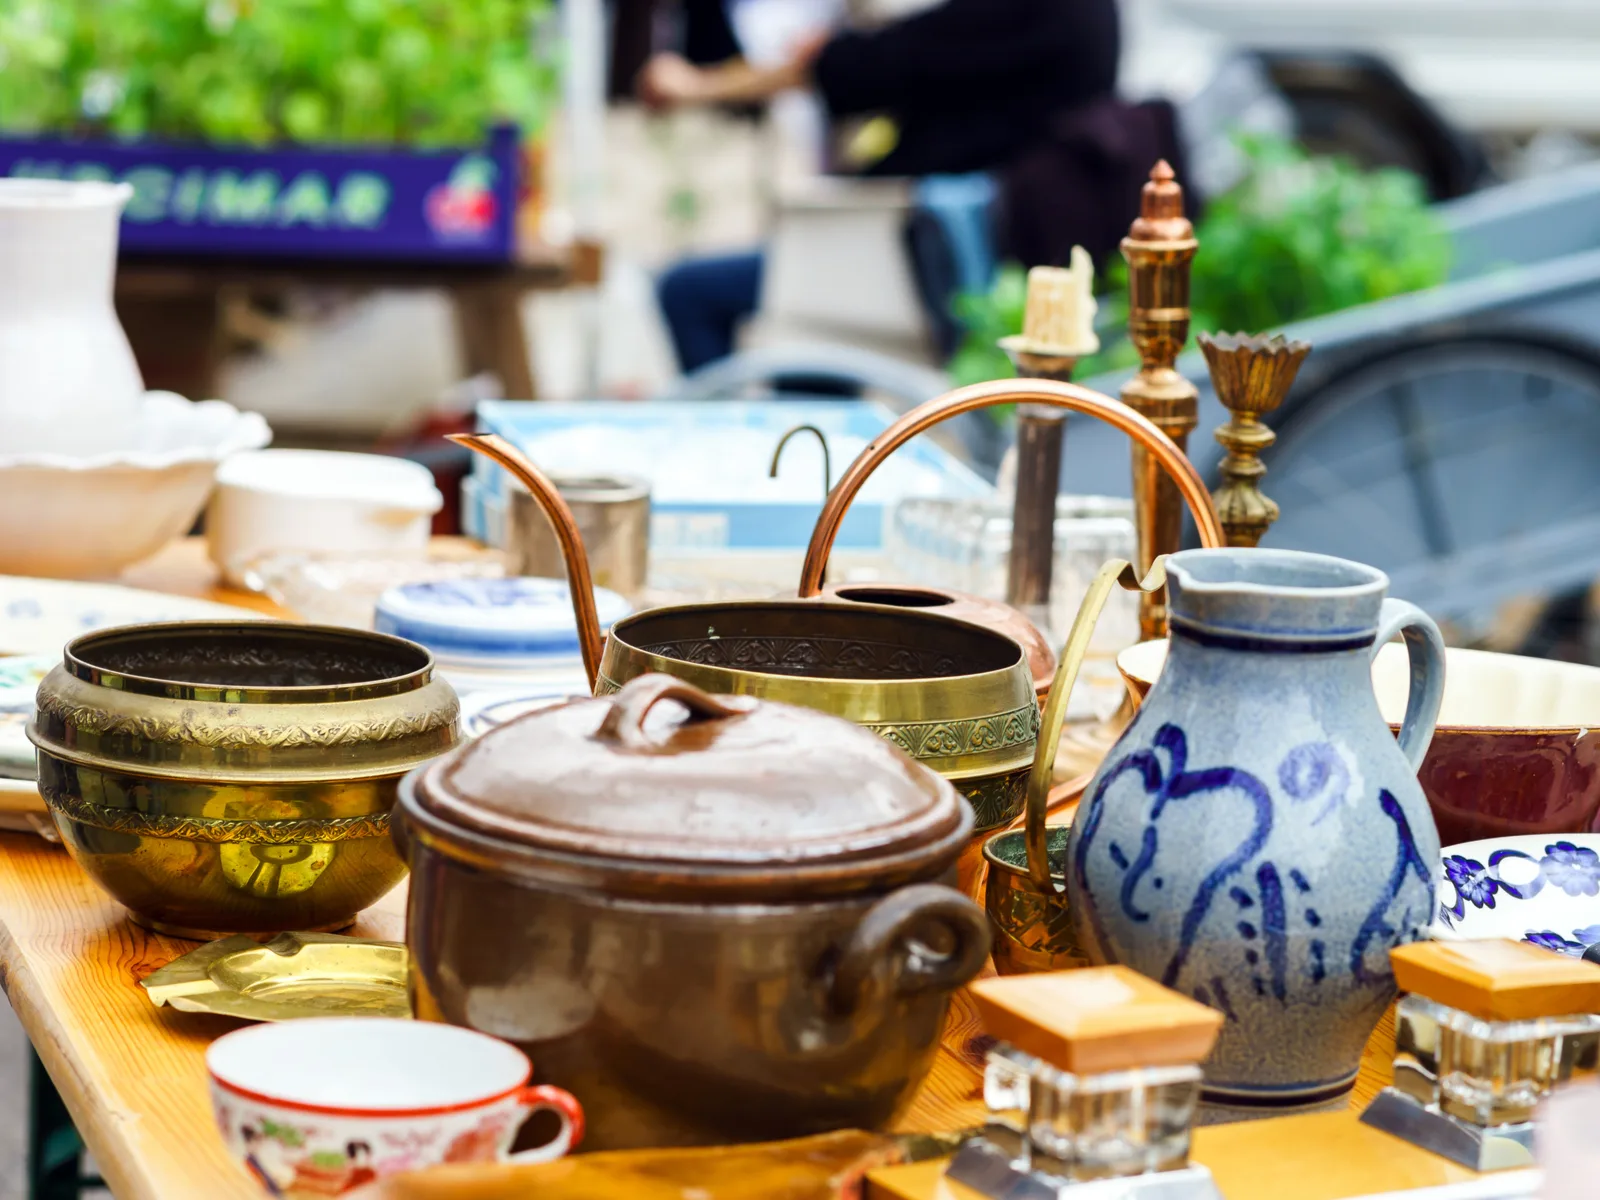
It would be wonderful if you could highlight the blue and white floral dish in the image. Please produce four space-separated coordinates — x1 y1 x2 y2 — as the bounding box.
458 686 579 740
0 574 263 657
374 577 629 669
0 654 56 779
1432 833 1600 956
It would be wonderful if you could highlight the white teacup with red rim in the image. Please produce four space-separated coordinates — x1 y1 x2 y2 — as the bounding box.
207 1017 582 1197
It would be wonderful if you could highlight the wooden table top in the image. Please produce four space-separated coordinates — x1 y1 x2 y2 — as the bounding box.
0 540 1436 1198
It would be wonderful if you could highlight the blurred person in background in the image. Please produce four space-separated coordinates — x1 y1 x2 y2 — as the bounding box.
641 0 1132 374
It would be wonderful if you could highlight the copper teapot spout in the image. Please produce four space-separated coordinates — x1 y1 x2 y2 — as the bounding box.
447 433 605 689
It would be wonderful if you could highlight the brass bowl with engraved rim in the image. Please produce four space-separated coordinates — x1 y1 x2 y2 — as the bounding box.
597 601 1040 832
28 622 458 940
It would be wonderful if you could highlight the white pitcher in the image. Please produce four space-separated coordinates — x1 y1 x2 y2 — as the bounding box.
0 179 142 455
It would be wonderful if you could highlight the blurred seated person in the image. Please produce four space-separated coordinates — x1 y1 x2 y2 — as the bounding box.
642 0 1121 374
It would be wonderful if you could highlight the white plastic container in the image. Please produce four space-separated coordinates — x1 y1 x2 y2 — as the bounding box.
207 450 443 587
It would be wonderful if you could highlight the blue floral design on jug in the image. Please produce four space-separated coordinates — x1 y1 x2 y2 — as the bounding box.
1066 549 1446 1121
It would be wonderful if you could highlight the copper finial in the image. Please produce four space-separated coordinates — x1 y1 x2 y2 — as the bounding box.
1199 332 1312 548
1120 162 1200 640
1129 160 1193 242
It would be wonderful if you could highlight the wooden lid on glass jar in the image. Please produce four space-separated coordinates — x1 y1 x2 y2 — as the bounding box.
971 967 1224 1074
1391 940 1600 1021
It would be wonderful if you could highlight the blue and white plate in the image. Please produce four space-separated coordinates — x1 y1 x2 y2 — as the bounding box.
458 686 581 740
1432 833 1600 955
0 654 54 779
0 575 264 657
374 577 630 669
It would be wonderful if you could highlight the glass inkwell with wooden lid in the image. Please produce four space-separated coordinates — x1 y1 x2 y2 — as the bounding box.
947 966 1225 1199
1361 939 1600 1171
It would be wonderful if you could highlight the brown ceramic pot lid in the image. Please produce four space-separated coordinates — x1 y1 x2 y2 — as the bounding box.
412 673 969 887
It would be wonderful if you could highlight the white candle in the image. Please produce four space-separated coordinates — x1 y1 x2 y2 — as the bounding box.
1021 245 1099 354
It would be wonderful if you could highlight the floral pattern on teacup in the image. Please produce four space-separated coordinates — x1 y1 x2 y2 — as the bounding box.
212 1084 559 1197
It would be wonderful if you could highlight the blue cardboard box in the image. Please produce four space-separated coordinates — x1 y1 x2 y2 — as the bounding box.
467 399 992 551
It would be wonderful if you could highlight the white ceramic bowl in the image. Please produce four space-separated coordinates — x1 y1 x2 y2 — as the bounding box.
208 450 444 587
207 1017 582 1194
1432 833 1600 955
0 391 270 578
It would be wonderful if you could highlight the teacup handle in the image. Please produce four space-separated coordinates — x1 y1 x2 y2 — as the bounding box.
1372 597 1445 773
506 1084 585 1164
1023 558 1169 895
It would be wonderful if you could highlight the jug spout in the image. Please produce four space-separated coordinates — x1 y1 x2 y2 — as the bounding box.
448 433 605 690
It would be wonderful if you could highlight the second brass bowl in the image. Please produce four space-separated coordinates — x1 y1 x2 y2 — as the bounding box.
981 825 1088 975
597 601 1040 834
29 622 458 939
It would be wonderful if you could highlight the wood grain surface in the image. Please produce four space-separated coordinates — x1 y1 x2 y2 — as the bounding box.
0 833 406 1200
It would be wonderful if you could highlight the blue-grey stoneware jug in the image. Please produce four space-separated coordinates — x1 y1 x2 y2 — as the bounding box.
1065 548 1445 1121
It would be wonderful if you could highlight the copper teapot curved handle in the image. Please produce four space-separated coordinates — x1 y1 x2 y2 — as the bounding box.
596 674 754 750
449 433 605 690
796 378 1226 597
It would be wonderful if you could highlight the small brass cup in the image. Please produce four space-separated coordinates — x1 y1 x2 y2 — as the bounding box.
982 559 1168 974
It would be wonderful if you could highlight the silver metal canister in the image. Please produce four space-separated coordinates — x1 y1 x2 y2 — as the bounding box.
507 475 650 597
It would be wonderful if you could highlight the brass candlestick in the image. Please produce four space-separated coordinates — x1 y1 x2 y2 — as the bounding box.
1120 161 1198 640
999 346 1079 611
1199 331 1311 548
998 251 1099 612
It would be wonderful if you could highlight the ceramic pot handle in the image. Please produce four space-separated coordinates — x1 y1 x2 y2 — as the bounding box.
1372 597 1446 773
797 379 1226 597
448 432 604 690
596 673 753 749
827 884 992 1015
505 1084 585 1164
1022 558 1169 894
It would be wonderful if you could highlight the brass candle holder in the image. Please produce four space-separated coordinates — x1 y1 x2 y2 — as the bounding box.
1000 251 1100 613
1120 162 1199 640
1198 332 1311 548
999 346 1078 613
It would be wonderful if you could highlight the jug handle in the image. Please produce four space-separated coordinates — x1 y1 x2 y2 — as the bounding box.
596 673 754 749
827 884 992 1015
449 433 605 690
795 378 1226 597
1022 558 1170 895
1372 598 1446 772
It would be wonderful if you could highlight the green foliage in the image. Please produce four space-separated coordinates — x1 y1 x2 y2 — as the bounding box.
949 133 1453 402
0 0 560 148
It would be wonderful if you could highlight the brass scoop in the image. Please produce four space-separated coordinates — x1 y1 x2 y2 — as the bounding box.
983 557 1169 975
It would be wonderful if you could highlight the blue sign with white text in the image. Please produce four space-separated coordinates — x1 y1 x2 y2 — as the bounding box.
0 127 519 263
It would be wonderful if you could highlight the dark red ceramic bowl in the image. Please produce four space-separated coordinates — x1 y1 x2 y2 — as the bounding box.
1117 641 1600 846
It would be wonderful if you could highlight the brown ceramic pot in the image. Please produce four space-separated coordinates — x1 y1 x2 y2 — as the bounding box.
395 674 991 1153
